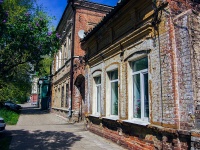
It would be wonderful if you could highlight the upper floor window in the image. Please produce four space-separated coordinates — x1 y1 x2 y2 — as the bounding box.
63 43 67 63
132 57 149 121
68 34 71 59
51 60 55 74
58 50 62 68
56 55 58 71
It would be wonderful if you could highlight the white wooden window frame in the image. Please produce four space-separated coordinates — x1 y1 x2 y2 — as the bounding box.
92 74 102 116
96 81 101 114
56 55 58 71
68 34 71 59
132 68 148 122
58 50 62 68
108 70 119 117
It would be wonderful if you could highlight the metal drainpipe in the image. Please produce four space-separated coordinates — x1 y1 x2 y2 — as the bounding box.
157 24 164 125
69 1 76 118
152 0 164 149
156 17 165 150
152 0 164 124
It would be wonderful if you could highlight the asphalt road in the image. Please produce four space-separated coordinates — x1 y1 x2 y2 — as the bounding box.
1 103 125 150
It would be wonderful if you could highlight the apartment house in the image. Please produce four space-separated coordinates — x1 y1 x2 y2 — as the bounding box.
81 0 200 149
51 0 112 122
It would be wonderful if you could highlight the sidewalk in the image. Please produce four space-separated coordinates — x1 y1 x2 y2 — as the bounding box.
6 103 126 150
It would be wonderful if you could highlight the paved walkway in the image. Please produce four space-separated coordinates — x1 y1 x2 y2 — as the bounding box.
5 103 126 150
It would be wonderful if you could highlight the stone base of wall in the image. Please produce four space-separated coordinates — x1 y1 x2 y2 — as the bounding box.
191 131 200 150
86 116 191 150
51 107 86 123
51 107 70 122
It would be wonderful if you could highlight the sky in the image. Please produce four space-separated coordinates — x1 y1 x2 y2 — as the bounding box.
36 0 119 28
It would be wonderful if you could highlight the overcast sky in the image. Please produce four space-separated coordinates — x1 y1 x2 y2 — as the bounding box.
36 0 119 28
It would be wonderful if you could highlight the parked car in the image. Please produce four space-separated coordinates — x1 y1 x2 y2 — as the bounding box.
4 101 22 110
0 117 6 132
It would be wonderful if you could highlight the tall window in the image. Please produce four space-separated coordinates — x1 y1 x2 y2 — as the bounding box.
61 86 64 107
68 34 71 59
66 84 69 108
56 55 58 71
94 76 101 114
108 70 118 116
58 50 62 68
62 44 66 64
132 57 148 120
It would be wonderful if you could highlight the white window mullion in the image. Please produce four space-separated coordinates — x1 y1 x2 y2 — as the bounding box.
140 72 144 119
131 57 149 121
94 76 101 115
96 84 101 114
109 70 118 116
110 79 118 83
132 69 148 76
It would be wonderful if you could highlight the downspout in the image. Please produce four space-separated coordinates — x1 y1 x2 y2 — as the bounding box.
69 1 76 118
153 22 165 143
49 64 52 110
152 1 168 149
152 0 167 126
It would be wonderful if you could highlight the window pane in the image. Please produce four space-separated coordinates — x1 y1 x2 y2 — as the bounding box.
66 84 69 107
111 81 118 115
61 87 64 107
133 74 141 118
110 70 118 80
97 85 101 113
132 57 148 72
94 76 101 84
144 73 149 117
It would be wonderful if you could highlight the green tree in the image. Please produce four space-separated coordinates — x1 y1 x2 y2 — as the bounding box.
37 57 53 77
0 63 32 103
0 0 60 78
0 0 60 102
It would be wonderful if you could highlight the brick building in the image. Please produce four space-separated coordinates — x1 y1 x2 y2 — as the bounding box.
81 0 200 149
51 0 112 122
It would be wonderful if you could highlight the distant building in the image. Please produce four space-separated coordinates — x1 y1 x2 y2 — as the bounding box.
38 77 50 110
30 77 39 105
81 0 200 149
51 0 112 122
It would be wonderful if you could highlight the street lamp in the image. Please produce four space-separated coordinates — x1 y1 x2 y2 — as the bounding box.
39 80 43 85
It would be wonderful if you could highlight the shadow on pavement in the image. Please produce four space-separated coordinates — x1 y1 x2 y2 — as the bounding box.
20 106 51 115
7 129 83 150
0 130 12 150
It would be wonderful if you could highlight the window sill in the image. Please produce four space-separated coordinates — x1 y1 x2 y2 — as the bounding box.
87 115 149 126
102 116 119 121
89 114 101 118
51 107 69 111
123 119 150 126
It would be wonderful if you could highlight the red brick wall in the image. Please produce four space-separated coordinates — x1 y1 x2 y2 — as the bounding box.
86 117 190 150
74 9 106 57
157 0 200 130
83 0 200 149
72 7 109 122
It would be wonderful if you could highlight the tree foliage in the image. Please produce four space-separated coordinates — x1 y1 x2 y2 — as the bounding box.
0 1 60 78
0 0 61 102
0 64 32 103
37 57 53 77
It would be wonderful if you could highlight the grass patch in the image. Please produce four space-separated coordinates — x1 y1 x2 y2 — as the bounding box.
0 108 20 125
